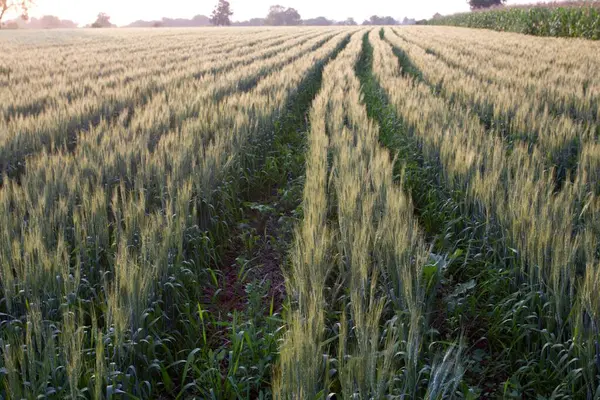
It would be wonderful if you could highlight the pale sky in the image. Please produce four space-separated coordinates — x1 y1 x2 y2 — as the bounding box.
13 0 554 26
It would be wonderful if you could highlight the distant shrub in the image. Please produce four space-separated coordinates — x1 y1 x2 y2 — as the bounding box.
2 21 19 29
427 2 600 39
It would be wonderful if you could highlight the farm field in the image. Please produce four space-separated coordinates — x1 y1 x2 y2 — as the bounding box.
0 26 599 398
425 1 600 40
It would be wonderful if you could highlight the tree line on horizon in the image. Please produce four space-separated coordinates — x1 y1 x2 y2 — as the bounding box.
207 2 417 27
207 0 506 26
0 0 507 29
0 0 418 29
0 14 77 29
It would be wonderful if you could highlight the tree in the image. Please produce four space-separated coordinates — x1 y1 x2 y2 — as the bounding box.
210 0 233 26
0 0 32 29
363 15 398 25
303 16 331 26
91 12 113 28
468 0 506 10
341 17 357 26
265 5 301 26
39 15 60 28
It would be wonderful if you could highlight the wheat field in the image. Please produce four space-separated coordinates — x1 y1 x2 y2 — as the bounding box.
0 26 598 399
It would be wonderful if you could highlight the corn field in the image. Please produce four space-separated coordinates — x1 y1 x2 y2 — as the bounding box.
0 26 599 399
426 1 600 40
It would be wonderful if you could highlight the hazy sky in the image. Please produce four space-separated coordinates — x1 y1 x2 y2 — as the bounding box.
16 0 552 26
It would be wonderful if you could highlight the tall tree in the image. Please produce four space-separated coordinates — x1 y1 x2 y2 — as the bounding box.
341 17 357 26
210 0 233 26
91 12 113 28
468 0 506 10
265 5 301 26
0 0 33 29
